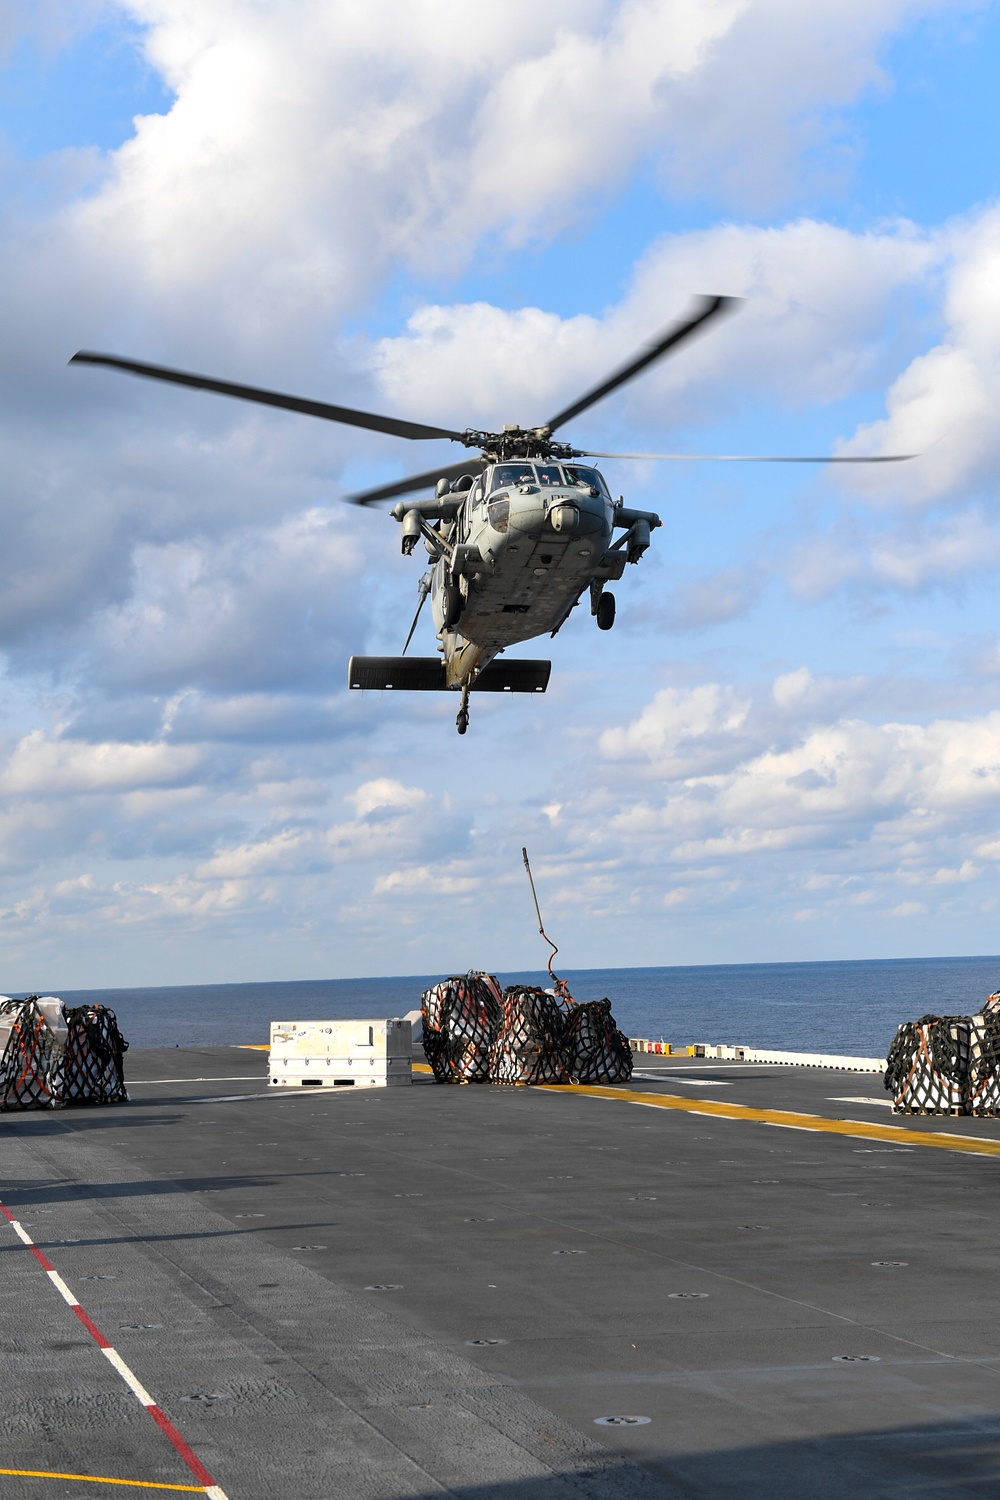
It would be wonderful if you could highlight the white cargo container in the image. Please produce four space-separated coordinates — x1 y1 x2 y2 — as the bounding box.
268 1017 412 1089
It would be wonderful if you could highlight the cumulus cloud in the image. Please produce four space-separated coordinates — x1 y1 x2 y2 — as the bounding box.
63 0 957 319
787 507 1000 598
0 728 201 795
591 677 1000 910
374 217 938 433
90 508 364 694
840 205 1000 505
599 682 752 773
0 0 997 980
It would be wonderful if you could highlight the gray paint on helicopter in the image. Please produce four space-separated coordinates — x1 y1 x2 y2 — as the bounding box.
71 295 914 735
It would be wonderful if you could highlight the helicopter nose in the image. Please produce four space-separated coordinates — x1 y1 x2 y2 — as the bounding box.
548 503 579 534
548 493 605 536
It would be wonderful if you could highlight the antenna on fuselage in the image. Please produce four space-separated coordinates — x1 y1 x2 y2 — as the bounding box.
521 847 572 1002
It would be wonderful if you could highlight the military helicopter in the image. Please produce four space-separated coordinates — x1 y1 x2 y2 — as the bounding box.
72 296 911 733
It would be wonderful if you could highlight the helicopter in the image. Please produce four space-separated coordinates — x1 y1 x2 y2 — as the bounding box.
72 296 912 734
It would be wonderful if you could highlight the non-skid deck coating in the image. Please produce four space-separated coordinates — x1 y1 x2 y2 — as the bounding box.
3 1047 1000 1499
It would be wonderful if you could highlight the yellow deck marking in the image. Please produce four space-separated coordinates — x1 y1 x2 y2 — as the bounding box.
238 1043 269 1051
353 1059 998 1156
539 1082 1000 1157
411 1060 998 1153
0 1469 203 1491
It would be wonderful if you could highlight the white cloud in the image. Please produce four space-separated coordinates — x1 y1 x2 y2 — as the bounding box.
347 778 427 819
90 509 363 694
0 0 997 980
57 0 954 320
788 507 1000 598
840 205 1000 504
0 728 201 795
375 217 938 432
593 680 1000 887
599 682 752 772
371 863 481 899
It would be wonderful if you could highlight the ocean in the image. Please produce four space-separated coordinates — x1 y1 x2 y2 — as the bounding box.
52 954 1000 1058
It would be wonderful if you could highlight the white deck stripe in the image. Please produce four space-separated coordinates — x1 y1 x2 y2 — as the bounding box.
46 1269 80 1306
102 1347 157 1407
1 1197 229 1498
9 1217 32 1246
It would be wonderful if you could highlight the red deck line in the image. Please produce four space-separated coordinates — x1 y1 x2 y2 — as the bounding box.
0 1198 229 1499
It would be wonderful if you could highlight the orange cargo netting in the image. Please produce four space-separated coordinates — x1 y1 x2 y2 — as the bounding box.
420 972 632 1087
0 997 129 1111
884 993 1000 1116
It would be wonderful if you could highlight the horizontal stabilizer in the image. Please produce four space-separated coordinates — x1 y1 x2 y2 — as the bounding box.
472 659 551 693
348 657 551 694
349 657 445 691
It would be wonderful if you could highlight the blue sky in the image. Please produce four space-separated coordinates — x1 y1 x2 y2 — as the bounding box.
0 1 999 988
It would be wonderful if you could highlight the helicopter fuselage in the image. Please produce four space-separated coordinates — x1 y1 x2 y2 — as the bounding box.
70 296 908 734
393 459 659 690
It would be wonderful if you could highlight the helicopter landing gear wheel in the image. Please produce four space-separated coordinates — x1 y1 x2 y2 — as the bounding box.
596 590 616 630
456 683 470 735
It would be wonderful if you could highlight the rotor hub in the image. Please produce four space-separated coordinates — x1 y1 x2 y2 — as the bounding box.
460 428 580 463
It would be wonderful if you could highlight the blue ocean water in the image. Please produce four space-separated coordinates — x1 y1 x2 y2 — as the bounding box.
53 955 1000 1057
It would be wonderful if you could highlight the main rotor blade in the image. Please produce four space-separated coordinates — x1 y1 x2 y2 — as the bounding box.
545 295 738 435
70 351 465 443
346 457 485 507
582 450 917 463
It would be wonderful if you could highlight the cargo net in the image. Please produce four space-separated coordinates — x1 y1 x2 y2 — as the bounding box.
421 972 503 1083
968 994 1000 1117
0 996 128 1111
490 986 571 1086
0 998 65 1109
884 1014 970 1114
63 1005 129 1105
884 994 1000 1116
563 999 633 1085
421 976 632 1087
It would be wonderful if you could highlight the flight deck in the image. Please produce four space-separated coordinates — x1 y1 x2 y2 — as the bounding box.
3 1045 999 1499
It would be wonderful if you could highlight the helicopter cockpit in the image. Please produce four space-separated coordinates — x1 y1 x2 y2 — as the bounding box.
486 462 609 495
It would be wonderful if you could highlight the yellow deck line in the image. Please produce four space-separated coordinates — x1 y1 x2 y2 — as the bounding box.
0 1469 203 1492
538 1082 1000 1157
258 1054 997 1156
238 1043 269 1051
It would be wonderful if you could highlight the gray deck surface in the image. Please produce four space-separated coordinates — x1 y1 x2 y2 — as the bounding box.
3 1045 1000 1498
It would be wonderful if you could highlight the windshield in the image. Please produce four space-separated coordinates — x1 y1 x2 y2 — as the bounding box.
564 466 607 494
487 462 608 493
489 463 536 491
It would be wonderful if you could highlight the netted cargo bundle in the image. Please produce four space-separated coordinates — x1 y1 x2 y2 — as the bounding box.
420 971 503 1083
0 996 128 1110
965 1002 1000 1116
884 1014 971 1114
1 997 68 1109
563 999 633 1084
62 1005 129 1105
490 985 571 1086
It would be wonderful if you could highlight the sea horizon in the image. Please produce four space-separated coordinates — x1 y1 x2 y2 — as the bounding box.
34 952 1000 1058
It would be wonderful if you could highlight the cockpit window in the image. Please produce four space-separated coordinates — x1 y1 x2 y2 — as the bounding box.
535 464 564 486
490 463 536 491
564 466 606 494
